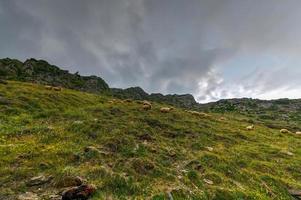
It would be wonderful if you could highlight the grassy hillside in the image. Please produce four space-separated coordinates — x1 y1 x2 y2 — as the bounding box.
199 98 301 133
1 81 301 199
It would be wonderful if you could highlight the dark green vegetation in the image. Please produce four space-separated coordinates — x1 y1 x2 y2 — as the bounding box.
1 81 301 199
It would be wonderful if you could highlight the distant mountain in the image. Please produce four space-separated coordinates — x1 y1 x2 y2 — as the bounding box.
199 98 301 131
1 57 300 130
111 87 198 108
0 58 109 93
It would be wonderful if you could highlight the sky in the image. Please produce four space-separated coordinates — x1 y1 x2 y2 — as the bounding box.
1 0 301 103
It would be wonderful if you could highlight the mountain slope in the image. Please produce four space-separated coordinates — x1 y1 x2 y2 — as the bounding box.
1 81 301 199
111 87 198 108
199 98 301 132
2 57 300 130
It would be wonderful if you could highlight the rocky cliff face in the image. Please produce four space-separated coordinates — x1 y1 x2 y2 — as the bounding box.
111 87 198 108
0 58 109 93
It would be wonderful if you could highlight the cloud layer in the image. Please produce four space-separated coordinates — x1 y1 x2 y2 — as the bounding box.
1 0 301 102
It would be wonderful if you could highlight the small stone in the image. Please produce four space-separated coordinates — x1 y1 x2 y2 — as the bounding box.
26 175 53 187
48 194 61 200
18 192 39 200
203 178 214 185
62 184 97 200
73 121 83 125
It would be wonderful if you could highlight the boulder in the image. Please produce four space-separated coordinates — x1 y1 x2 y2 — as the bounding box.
18 192 39 200
26 175 53 187
62 184 96 200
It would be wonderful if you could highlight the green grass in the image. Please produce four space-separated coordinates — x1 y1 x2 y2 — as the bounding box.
0 81 301 199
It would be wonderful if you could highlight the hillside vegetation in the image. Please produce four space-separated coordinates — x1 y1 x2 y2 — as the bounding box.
1 81 301 199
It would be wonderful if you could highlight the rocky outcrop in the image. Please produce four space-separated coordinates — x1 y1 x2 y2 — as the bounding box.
111 87 198 108
0 58 109 93
62 184 96 200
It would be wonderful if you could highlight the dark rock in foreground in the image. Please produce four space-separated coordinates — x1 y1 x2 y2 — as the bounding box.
62 184 97 200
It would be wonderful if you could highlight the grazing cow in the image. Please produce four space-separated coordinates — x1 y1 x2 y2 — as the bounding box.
143 100 152 106
53 87 62 91
188 110 210 117
280 129 290 134
160 107 172 113
246 125 254 131
124 99 132 103
296 131 301 135
45 85 52 90
142 104 152 110
220 117 226 121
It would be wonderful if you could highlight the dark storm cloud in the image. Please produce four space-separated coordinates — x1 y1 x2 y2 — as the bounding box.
1 0 301 101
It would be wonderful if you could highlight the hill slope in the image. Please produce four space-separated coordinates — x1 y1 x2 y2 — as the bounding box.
1 81 301 199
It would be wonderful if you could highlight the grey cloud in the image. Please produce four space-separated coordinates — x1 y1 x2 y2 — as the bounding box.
1 0 301 101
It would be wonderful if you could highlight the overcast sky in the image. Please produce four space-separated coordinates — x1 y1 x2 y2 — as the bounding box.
1 0 301 102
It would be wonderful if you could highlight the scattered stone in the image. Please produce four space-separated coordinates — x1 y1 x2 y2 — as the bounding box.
48 194 61 200
26 175 53 187
55 176 83 188
203 178 214 185
205 147 214 152
62 184 96 200
18 192 39 200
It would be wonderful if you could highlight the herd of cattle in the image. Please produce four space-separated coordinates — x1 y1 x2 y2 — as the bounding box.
44 85 301 135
